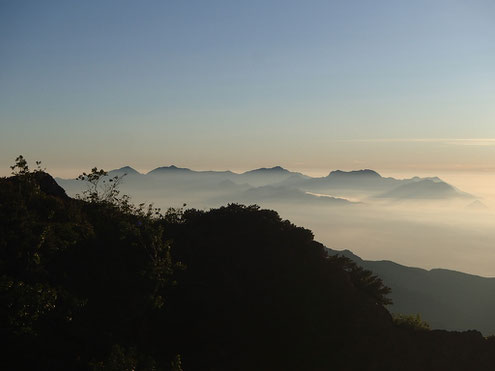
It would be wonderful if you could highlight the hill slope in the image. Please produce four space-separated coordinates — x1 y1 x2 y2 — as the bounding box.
328 248 495 335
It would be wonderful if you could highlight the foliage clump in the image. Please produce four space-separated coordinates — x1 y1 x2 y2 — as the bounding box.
10 155 45 176
76 167 125 204
393 313 431 331
327 254 392 306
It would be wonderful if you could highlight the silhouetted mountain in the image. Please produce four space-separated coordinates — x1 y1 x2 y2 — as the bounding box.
377 179 471 199
148 165 194 175
324 169 393 188
327 248 495 335
328 169 382 178
20 171 70 198
294 169 405 194
242 165 290 174
295 170 473 200
237 166 309 187
108 165 141 176
148 165 236 177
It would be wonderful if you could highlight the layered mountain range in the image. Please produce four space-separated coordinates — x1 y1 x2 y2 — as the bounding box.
56 165 475 208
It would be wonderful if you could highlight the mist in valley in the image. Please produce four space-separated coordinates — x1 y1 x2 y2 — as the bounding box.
57 166 495 277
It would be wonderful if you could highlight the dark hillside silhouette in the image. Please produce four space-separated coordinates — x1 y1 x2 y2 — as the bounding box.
1 164 495 370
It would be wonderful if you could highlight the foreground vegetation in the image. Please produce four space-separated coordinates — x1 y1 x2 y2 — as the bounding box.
1 162 495 370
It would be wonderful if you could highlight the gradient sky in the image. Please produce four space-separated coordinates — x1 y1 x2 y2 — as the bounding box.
1 0 494 177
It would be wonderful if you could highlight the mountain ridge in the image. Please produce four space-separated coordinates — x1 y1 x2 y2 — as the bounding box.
327 248 495 335
56 165 474 203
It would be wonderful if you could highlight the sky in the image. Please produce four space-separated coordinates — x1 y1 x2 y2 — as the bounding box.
1 0 495 178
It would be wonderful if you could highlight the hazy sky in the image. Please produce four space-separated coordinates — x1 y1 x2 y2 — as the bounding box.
1 0 494 177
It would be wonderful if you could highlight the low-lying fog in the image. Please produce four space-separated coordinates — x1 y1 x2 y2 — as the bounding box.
57 168 495 277
277 203 495 277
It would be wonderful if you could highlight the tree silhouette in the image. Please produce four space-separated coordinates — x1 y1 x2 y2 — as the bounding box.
76 167 125 204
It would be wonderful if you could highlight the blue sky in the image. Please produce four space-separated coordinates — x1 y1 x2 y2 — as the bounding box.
1 0 494 176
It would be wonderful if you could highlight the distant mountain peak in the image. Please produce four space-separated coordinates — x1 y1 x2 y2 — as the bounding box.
328 169 381 178
423 176 442 183
109 166 140 175
148 165 192 174
466 200 488 210
244 166 290 174
376 178 471 199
